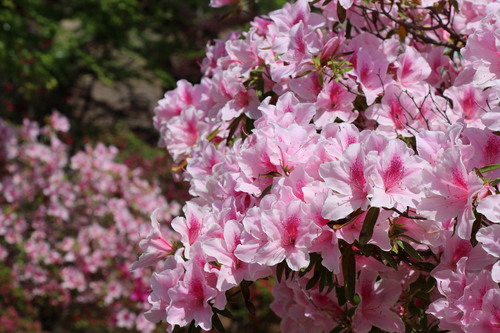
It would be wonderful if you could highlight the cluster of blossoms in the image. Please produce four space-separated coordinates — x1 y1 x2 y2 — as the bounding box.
137 0 500 332
0 113 179 332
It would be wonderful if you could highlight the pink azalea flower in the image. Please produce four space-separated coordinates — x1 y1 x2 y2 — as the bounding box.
167 262 221 331
366 139 426 210
320 143 370 220
443 84 489 128
476 224 500 258
464 288 500 332
351 48 389 105
163 106 209 162
253 200 321 271
315 78 358 127
418 148 485 239
202 220 271 291
352 270 404 333
395 46 431 88
171 202 208 259
131 209 174 270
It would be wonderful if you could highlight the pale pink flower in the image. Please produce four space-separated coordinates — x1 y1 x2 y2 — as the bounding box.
167 262 222 331
352 270 404 333
320 143 370 220
253 200 321 271
418 148 484 239
366 139 426 210
131 209 174 270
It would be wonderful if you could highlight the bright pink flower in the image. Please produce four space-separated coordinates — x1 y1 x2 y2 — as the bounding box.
462 127 500 180
257 92 315 127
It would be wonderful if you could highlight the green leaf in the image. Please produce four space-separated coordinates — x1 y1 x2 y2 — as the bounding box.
188 320 201 333
241 281 256 315
341 244 356 301
241 280 251 301
206 127 221 142
479 164 500 173
490 177 500 186
259 171 282 178
337 1 347 23
211 313 227 333
376 247 398 270
330 325 344 333
306 271 321 290
295 69 315 78
214 308 233 319
336 285 347 306
259 184 273 199
397 240 423 261
359 207 380 245
319 268 327 293
276 260 286 282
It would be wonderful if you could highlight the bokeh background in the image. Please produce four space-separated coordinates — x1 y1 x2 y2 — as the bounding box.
0 0 286 332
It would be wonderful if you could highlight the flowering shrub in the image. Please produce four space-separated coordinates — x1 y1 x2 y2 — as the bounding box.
0 113 179 332
137 0 500 332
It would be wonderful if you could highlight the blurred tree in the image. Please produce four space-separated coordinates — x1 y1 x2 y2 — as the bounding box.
0 0 285 144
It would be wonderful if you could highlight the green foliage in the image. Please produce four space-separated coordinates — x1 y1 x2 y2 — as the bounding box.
0 0 288 123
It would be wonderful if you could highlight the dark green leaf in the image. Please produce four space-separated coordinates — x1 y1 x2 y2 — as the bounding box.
330 325 344 333
245 301 256 315
336 285 347 306
337 1 347 23
359 207 380 245
214 307 233 319
319 268 327 293
306 271 321 290
397 240 423 261
341 244 356 301
211 313 227 333
276 260 286 282
376 247 398 270
188 320 201 333
241 281 251 302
